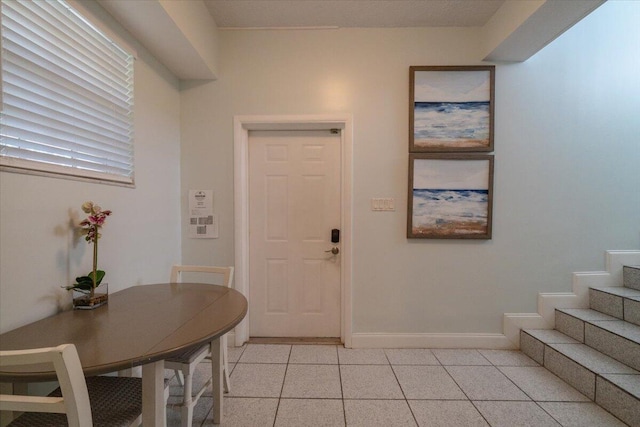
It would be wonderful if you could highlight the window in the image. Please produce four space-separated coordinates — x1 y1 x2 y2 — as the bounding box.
0 0 135 185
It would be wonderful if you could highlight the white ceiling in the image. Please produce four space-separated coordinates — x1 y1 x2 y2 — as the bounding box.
203 0 505 29
96 0 606 80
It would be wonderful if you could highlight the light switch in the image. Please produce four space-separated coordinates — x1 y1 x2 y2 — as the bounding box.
371 198 395 211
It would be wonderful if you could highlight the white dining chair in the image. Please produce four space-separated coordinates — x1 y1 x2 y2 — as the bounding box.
165 265 234 427
0 344 143 427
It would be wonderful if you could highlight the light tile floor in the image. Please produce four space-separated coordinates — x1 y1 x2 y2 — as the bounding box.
165 344 628 426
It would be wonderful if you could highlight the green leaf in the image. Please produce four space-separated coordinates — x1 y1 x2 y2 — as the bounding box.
74 282 94 291
64 270 106 294
88 270 106 285
75 275 93 285
63 280 92 293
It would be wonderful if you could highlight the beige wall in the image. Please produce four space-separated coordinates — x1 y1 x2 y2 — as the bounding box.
0 6 182 333
179 1 640 341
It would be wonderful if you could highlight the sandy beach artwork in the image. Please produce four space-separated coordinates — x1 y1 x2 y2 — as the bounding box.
408 154 493 239
410 66 494 152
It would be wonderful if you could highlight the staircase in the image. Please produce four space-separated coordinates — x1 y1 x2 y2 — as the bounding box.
521 265 640 426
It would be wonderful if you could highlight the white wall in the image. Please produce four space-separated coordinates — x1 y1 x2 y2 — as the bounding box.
0 5 182 333
180 1 639 341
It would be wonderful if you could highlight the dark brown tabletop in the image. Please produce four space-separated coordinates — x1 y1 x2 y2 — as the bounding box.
0 283 248 381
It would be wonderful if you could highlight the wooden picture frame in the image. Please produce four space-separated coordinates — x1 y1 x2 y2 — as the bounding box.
410 66 495 152
408 153 494 239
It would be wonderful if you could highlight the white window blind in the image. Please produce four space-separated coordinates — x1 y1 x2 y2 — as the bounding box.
0 0 135 184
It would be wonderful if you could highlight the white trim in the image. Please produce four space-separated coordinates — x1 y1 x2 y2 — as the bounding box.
0 163 135 188
233 114 354 348
351 333 514 349
220 26 339 31
503 250 640 348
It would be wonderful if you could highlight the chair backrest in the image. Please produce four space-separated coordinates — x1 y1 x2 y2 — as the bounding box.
170 265 234 288
0 344 92 427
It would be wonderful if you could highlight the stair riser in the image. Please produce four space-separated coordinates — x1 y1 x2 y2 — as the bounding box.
589 289 623 319
554 311 640 370
585 324 640 371
624 266 640 290
596 376 640 427
590 288 640 326
555 311 586 342
520 331 544 365
520 330 639 425
520 332 597 400
544 346 596 399
625 299 640 326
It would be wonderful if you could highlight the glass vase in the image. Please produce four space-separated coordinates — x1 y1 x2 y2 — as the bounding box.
73 282 108 310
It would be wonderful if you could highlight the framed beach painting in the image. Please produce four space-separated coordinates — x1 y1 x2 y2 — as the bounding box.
407 154 493 239
410 66 495 152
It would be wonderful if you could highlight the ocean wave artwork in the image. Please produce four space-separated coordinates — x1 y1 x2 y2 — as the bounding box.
412 188 488 236
414 101 490 148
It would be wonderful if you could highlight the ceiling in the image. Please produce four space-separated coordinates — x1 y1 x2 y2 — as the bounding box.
96 0 606 80
203 0 505 29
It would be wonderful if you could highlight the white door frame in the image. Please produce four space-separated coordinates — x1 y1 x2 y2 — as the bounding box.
233 114 353 347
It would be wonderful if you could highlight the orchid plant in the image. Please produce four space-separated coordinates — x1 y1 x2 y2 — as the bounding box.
64 201 112 297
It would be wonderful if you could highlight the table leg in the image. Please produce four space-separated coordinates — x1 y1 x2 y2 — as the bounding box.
210 338 223 424
142 360 166 427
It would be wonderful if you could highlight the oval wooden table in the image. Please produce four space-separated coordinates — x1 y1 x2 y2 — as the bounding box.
0 283 248 426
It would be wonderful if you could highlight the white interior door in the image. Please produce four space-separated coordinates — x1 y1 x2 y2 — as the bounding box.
249 129 341 337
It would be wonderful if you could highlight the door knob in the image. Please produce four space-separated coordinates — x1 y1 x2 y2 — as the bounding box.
325 247 339 255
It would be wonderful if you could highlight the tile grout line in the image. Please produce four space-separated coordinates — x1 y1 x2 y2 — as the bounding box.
336 345 348 427
438 350 493 427
493 362 570 426
271 344 292 427
174 344 629 426
385 349 420 427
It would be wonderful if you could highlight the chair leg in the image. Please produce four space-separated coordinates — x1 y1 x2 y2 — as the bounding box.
222 334 231 393
181 367 195 427
223 347 231 393
175 369 184 386
9 383 28 422
181 402 194 427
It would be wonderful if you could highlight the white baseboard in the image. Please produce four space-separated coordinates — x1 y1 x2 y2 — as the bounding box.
228 330 512 349
228 250 640 351
503 250 640 348
350 332 514 349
